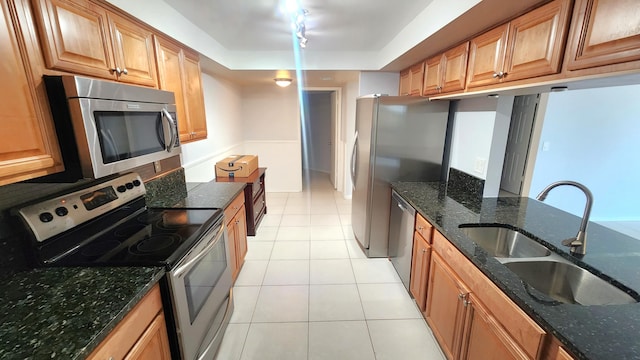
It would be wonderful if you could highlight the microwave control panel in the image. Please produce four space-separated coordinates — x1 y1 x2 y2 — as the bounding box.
18 173 145 242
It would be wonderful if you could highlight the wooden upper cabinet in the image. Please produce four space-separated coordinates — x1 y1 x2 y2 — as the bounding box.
422 42 469 96
183 51 207 141
468 0 571 87
33 0 115 79
566 0 640 70
503 0 572 82
155 36 188 139
107 12 157 86
441 42 469 93
155 35 207 143
33 0 158 87
409 62 425 96
399 69 410 96
467 23 509 88
0 0 63 185
422 55 442 96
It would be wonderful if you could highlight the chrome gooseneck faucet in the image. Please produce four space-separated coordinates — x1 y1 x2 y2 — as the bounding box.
536 181 593 255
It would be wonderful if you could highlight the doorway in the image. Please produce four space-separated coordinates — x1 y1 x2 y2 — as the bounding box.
500 94 539 196
301 88 342 191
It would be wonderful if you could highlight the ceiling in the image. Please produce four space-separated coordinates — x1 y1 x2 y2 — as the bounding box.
110 0 547 85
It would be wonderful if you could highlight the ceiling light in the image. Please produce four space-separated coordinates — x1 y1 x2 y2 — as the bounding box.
274 78 293 87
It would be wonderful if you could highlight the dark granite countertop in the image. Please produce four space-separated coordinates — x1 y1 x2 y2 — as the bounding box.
0 266 165 359
171 181 246 209
391 181 640 360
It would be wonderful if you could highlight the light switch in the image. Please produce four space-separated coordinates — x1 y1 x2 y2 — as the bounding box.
474 158 487 174
542 141 551 152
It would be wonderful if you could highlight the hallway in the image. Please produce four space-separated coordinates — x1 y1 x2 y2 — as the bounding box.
216 171 445 359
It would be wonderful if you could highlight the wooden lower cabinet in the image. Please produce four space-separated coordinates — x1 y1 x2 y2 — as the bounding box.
409 230 431 312
460 293 529 360
225 192 248 281
423 228 546 360
426 251 470 360
87 284 171 360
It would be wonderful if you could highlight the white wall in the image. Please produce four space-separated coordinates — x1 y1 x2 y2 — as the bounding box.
449 96 511 197
530 84 640 221
358 72 400 96
241 85 302 192
182 73 243 182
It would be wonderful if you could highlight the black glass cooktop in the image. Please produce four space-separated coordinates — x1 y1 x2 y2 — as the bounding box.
34 198 222 269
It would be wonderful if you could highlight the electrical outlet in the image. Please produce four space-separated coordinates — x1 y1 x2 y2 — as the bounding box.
542 141 551 152
154 161 162 173
474 158 487 174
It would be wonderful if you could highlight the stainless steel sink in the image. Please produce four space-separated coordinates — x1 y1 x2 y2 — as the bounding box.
504 260 638 305
460 226 551 258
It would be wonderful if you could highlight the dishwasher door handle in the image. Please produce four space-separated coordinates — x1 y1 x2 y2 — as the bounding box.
391 191 415 216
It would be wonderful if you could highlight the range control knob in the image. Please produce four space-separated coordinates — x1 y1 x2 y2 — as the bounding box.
125 182 134 190
39 212 54 223
132 179 141 187
55 207 68 217
117 185 127 193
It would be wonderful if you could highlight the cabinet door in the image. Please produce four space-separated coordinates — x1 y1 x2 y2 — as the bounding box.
410 231 431 312
460 294 529 360
409 62 425 96
426 251 470 360
154 36 188 142
108 12 157 87
556 346 575 360
0 0 63 185
235 205 248 269
124 313 171 360
399 69 410 96
504 0 571 82
227 218 240 281
566 0 640 70
182 51 207 142
466 24 509 88
422 55 442 96
33 0 116 79
441 42 469 93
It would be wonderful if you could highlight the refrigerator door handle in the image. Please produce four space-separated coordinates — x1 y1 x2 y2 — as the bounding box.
350 131 358 190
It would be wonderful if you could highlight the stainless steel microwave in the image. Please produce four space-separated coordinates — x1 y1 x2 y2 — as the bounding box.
40 75 180 181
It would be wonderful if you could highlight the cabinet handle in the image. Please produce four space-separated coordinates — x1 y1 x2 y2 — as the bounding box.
422 248 427 253
417 226 424 231
458 293 467 300
111 67 122 75
463 299 471 307
492 71 505 78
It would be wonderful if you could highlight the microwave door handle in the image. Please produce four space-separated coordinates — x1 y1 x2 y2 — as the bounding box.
162 109 177 151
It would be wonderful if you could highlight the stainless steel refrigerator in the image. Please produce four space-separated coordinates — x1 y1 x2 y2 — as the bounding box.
350 95 450 257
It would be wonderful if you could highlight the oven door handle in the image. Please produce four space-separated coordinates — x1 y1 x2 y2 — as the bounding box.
173 224 225 277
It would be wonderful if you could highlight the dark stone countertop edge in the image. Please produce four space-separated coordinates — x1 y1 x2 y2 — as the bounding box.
391 181 640 360
78 268 166 358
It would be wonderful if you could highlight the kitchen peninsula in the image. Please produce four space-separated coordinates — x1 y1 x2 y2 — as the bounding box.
392 181 640 360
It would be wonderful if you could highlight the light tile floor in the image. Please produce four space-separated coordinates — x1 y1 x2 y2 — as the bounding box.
216 171 446 360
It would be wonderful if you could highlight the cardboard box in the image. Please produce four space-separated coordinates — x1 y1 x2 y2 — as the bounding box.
216 155 258 178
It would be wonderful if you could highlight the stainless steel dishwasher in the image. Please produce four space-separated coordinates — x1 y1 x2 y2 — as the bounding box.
388 190 416 291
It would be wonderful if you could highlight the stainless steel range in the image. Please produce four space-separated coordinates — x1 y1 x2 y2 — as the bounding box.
16 173 233 360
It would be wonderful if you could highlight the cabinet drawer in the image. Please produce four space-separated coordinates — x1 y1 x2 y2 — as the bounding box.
224 192 245 224
251 177 263 199
253 190 266 220
415 213 433 243
87 284 163 360
432 231 546 359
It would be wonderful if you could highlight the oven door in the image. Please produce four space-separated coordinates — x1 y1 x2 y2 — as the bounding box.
168 218 233 360
67 97 180 179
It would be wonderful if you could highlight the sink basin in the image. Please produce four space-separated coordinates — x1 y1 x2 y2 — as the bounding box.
504 260 638 305
460 226 551 258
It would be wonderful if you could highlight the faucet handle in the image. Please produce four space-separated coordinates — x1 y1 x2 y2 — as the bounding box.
561 237 581 247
